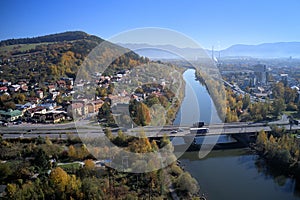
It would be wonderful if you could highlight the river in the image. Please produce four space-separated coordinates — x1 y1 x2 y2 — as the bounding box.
175 69 300 199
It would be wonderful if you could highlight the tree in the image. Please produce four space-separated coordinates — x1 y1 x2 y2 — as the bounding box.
55 94 63 105
129 134 152 153
96 87 107 98
256 130 268 150
4 101 16 110
107 83 114 95
272 82 284 99
98 101 111 120
68 145 77 159
175 172 199 195
84 159 95 170
13 93 26 104
0 162 12 182
33 148 50 171
272 98 286 116
6 183 18 199
284 87 297 104
242 94 251 109
145 95 160 107
135 102 151 126
49 167 69 193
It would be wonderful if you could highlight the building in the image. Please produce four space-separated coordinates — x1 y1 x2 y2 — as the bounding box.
280 74 288 86
32 111 66 123
0 109 23 121
36 90 44 99
67 103 88 117
254 64 267 85
87 100 104 113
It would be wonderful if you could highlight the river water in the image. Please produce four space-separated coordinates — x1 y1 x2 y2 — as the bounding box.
175 69 300 200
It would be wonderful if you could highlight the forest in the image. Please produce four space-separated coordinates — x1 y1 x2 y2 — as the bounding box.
0 132 200 200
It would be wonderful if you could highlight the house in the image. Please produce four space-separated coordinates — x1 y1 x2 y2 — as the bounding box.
48 84 56 93
0 86 8 93
0 79 11 86
61 77 74 86
39 101 57 110
25 106 47 118
44 111 66 123
50 91 60 100
26 97 41 104
87 100 104 113
0 109 23 121
56 80 66 89
33 111 66 123
8 84 20 92
67 103 88 117
36 90 44 99
21 85 28 92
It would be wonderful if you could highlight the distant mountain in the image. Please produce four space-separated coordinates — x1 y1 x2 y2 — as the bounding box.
120 42 300 59
118 43 208 60
220 42 300 58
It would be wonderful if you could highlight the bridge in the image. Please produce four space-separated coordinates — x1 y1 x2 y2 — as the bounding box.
1 120 299 140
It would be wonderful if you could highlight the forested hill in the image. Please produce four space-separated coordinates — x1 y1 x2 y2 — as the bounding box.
0 31 148 84
0 31 103 46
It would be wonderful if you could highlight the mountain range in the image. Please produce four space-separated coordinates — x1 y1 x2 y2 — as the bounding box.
119 42 300 60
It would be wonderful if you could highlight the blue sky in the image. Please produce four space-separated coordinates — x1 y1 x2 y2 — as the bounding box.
1 0 300 49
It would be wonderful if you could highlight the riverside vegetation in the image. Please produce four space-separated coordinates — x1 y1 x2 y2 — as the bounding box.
0 133 200 199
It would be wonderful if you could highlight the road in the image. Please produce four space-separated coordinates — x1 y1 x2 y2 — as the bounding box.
1 120 299 140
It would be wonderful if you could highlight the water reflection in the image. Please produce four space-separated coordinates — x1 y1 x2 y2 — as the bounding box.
179 149 300 200
254 157 300 197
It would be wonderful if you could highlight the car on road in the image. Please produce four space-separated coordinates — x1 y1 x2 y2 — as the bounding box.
0 121 8 126
13 120 22 125
171 130 178 134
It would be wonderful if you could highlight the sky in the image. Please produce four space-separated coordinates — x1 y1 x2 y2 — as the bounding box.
1 0 300 49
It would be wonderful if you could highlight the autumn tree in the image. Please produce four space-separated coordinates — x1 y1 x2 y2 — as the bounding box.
84 159 95 170
68 145 77 159
256 130 268 150
272 82 285 99
135 102 151 126
49 167 69 193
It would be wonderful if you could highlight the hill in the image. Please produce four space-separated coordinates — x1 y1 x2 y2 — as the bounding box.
0 31 103 46
0 31 148 84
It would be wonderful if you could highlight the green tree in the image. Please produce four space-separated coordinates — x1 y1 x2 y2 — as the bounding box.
272 98 286 116
98 101 111 120
175 172 199 195
242 94 251 109
284 87 297 104
0 162 12 182
272 82 285 99
33 148 50 171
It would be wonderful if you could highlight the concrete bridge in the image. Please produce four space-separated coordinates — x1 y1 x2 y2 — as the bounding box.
1 121 299 140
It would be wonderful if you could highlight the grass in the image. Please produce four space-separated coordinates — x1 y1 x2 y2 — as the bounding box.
58 163 82 171
283 111 297 115
0 42 52 55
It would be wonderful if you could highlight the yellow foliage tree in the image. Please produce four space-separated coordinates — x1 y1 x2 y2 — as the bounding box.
84 159 95 170
68 145 77 158
49 167 69 192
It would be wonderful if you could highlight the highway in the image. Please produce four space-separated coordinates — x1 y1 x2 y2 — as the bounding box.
1 120 299 140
